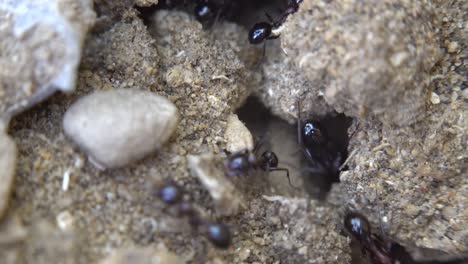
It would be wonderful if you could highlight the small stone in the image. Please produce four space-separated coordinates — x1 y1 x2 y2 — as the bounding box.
390 51 409 67
187 153 243 216
447 41 459 53
430 92 440 104
63 89 179 169
461 89 468 100
224 114 254 153
56 211 74 231
0 127 16 220
298 246 308 255
0 0 96 120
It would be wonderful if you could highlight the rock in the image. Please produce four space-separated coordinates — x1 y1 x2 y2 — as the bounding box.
257 45 334 123
0 125 16 220
63 89 179 169
224 114 254 153
281 0 441 126
100 244 186 264
0 0 95 121
187 153 243 216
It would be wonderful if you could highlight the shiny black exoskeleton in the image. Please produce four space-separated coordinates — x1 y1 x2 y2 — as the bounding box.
344 212 468 264
297 100 349 198
248 0 303 45
156 182 231 249
224 148 295 188
203 223 232 249
157 182 183 204
344 212 372 242
248 22 278 45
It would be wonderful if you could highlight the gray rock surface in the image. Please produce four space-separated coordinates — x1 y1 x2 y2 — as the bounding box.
257 44 334 123
0 0 95 121
0 125 16 220
63 89 179 169
281 0 441 126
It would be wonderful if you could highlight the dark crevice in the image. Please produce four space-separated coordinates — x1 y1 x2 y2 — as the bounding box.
236 96 354 199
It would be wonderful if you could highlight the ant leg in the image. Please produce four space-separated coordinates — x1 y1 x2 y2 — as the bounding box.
269 167 299 189
262 41 267 60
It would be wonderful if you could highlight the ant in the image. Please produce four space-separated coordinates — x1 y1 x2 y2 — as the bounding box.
224 143 296 189
344 212 468 264
296 100 349 198
156 181 232 249
248 0 303 45
344 212 393 264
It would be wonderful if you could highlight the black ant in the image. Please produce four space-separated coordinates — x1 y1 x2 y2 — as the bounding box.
156 181 232 249
248 0 303 45
344 212 468 264
344 212 393 264
224 144 296 189
296 100 350 198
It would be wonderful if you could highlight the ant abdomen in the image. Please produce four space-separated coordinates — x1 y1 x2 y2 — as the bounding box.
344 212 372 242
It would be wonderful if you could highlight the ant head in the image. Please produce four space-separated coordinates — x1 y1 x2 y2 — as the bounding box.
302 120 325 146
205 222 231 249
260 151 279 170
158 182 183 205
248 22 272 45
224 150 256 176
195 1 216 23
344 212 372 242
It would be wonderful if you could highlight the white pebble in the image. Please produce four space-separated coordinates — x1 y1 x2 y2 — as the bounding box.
430 92 440 104
63 89 179 169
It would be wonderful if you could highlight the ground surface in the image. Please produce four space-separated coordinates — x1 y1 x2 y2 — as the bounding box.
0 0 466 263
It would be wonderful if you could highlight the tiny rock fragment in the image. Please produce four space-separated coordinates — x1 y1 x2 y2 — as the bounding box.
56 211 74 231
0 0 96 120
100 244 186 264
224 114 254 153
187 153 243 216
0 126 16 220
430 92 441 104
63 89 179 169
447 41 459 53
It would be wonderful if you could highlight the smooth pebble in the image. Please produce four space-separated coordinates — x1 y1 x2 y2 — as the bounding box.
63 89 179 169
